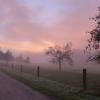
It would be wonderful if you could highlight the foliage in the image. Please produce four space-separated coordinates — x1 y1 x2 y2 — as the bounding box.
0 50 14 61
86 7 100 50
0 49 31 63
86 7 100 63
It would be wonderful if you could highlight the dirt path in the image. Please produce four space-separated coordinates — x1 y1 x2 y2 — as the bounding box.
0 72 53 100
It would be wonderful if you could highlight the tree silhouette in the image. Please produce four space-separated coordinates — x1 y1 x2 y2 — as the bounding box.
86 7 100 63
0 50 5 60
16 55 24 62
46 43 73 71
24 57 30 63
0 49 14 61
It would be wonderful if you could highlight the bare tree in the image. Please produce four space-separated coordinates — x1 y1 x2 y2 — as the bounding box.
46 43 73 71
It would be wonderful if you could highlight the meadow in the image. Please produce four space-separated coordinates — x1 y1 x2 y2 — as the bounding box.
0 62 100 100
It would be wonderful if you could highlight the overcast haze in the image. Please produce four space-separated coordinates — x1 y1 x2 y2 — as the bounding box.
0 0 100 53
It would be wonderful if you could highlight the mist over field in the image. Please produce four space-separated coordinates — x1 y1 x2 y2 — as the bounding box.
0 1 100 100
0 0 100 74
19 49 99 74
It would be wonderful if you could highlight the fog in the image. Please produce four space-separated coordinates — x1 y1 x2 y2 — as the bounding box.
19 49 100 74
0 0 100 74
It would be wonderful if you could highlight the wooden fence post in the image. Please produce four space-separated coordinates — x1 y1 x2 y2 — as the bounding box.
37 66 40 79
83 68 87 90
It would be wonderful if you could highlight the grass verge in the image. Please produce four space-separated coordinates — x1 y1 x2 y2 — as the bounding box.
0 68 100 100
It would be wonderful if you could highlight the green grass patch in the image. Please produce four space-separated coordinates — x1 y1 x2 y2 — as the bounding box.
0 68 100 100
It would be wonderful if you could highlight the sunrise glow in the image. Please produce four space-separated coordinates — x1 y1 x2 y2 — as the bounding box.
0 0 100 53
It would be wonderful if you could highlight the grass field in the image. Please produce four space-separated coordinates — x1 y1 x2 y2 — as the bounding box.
0 64 100 100
40 69 100 89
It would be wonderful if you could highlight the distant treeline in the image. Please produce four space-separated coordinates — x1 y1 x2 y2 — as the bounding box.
0 50 31 63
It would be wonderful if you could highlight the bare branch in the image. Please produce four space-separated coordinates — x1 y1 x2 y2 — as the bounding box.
45 43 73 71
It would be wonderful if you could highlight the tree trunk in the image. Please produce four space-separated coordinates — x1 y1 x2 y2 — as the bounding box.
58 60 62 72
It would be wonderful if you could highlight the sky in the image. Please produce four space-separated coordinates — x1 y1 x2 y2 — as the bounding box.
0 0 100 53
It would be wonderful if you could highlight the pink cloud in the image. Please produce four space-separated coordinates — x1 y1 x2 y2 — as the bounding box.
0 0 100 52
